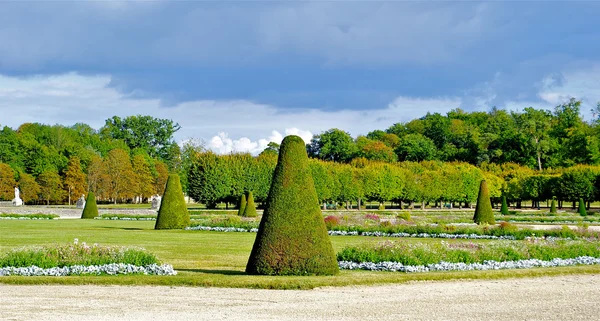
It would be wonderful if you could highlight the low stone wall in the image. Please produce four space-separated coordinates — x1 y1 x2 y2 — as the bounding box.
0 206 157 219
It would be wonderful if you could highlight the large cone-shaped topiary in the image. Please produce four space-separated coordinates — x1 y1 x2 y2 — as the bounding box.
500 195 508 215
237 193 247 216
242 191 257 217
578 198 587 216
155 173 190 229
81 192 98 219
550 197 557 214
246 135 338 275
473 180 495 225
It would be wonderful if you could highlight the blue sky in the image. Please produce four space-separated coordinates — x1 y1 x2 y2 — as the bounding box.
1 1 600 153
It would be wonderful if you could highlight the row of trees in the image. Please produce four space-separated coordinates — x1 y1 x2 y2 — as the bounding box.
0 149 169 205
308 98 600 170
187 151 600 210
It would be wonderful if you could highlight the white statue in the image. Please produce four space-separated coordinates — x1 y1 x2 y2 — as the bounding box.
12 187 23 206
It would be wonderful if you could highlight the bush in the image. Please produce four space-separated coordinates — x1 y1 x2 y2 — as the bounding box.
550 197 557 214
500 195 508 215
237 193 247 216
324 215 341 229
242 191 257 217
579 198 587 216
246 135 338 276
378 203 385 210
155 173 190 229
473 180 495 225
397 212 411 221
81 192 98 219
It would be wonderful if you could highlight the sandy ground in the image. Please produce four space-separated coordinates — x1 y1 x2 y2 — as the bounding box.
1 275 599 321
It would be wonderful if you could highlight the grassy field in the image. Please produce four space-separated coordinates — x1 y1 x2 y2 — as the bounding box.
1 219 599 289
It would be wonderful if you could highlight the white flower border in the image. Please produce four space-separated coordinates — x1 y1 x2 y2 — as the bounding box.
185 225 516 240
0 216 57 220
338 256 600 272
0 263 177 276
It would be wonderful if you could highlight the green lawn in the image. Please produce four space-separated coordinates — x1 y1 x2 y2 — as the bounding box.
1 220 599 289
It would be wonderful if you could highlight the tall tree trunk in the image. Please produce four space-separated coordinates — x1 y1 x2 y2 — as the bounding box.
357 198 361 211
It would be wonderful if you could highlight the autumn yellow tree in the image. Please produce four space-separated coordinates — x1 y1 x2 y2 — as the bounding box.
64 157 88 205
86 155 103 195
100 149 136 204
18 173 40 203
0 163 17 201
37 169 64 205
132 154 155 203
154 161 169 196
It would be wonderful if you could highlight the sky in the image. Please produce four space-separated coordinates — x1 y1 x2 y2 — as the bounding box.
1 1 600 154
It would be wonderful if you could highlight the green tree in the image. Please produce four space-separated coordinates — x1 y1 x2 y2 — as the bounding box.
308 129 357 163
355 136 397 162
132 154 155 202
395 134 437 161
100 149 136 204
100 115 181 162
246 135 338 275
473 180 495 225
517 107 553 170
155 173 190 229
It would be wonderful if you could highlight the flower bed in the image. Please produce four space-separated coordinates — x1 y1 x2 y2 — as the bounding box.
337 239 600 266
0 214 59 220
338 256 600 272
0 263 176 276
0 240 176 276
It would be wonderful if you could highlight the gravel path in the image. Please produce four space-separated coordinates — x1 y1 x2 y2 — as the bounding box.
1 275 599 320
0 206 156 218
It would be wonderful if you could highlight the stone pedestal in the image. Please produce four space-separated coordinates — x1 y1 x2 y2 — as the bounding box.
151 196 162 210
12 198 23 206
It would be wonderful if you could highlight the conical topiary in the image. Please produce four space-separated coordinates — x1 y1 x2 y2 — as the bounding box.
246 135 338 275
550 197 557 214
473 180 495 225
578 198 587 216
155 173 190 229
500 195 508 215
242 191 257 217
237 193 247 216
81 192 98 219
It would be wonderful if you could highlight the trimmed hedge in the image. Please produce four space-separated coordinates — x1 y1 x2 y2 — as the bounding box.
237 193 247 216
473 180 495 225
81 192 98 219
500 195 508 215
579 198 587 216
550 197 557 214
242 191 257 217
246 135 338 276
155 173 190 229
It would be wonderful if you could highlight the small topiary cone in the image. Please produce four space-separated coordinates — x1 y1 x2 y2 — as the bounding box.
500 195 508 215
242 191 257 217
473 180 495 225
550 197 557 214
155 173 190 229
237 193 247 216
578 198 587 216
81 192 98 219
378 203 385 210
246 135 338 276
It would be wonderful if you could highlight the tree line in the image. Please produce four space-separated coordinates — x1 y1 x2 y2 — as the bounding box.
187 151 600 210
307 98 600 170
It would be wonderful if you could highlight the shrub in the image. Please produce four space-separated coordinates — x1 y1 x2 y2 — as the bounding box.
397 212 411 221
550 197 557 214
242 191 257 217
246 135 338 276
324 215 341 229
473 180 495 225
237 193 247 216
365 213 380 221
500 195 508 215
81 192 98 219
378 203 385 210
155 173 190 230
579 198 587 216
